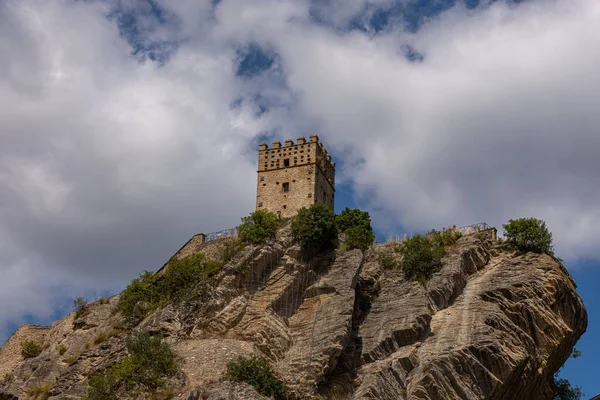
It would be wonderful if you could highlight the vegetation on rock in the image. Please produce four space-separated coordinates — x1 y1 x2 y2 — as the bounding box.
397 234 445 283
73 296 88 319
118 253 222 325
221 237 246 263
553 348 583 400
25 380 53 400
291 203 337 254
226 354 286 399
336 207 375 250
427 226 463 247
21 340 43 359
503 217 554 255
238 210 280 244
84 332 178 400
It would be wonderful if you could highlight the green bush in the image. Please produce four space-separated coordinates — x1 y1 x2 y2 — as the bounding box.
291 203 337 254
503 217 554 255
336 207 375 251
118 270 161 325
226 354 286 399
161 253 221 302
427 226 463 248
117 332 178 389
379 253 397 269
118 254 222 325
238 210 280 244
73 297 88 319
344 223 376 251
398 234 444 283
83 332 178 400
336 207 370 232
84 374 118 400
21 340 43 359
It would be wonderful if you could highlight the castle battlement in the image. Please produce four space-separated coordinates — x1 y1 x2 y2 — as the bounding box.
256 134 335 218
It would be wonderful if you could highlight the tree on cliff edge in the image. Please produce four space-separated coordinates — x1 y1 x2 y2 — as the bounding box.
502 217 554 256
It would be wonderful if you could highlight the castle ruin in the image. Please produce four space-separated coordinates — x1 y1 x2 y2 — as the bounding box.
256 134 335 218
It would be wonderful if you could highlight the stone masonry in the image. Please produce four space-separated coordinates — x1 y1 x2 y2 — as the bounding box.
256 134 335 218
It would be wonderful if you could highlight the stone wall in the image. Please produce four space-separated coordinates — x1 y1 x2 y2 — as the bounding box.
0 324 51 379
256 134 335 217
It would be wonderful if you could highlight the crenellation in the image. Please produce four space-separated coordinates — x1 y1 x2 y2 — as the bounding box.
256 135 335 217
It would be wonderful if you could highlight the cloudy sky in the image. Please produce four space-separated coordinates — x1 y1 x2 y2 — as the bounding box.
1 0 599 394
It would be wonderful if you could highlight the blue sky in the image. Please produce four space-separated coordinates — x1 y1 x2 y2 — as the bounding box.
1 0 599 396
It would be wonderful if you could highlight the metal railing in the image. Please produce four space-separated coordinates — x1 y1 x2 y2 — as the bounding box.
382 222 495 244
205 227 238 242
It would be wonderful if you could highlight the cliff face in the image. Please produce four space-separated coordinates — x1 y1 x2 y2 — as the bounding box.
0 225 587 399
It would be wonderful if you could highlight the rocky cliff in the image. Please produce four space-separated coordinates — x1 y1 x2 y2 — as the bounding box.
0 224 587 399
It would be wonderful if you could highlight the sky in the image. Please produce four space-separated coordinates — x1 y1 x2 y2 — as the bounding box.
0 0 598 396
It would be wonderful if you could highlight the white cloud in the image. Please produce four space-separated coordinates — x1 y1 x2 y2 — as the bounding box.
1 0 599 339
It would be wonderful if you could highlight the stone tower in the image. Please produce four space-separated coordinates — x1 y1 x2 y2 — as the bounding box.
256 134 335 218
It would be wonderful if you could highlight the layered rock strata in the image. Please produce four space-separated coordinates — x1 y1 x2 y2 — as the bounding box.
0 227 587 400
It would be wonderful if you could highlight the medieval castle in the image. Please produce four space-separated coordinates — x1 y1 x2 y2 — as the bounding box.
256 134 335 218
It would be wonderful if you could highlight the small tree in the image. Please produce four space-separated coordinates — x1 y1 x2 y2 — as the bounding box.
397 234 444 283
291 203 337 254
73 297 88 319
238 210 280 244
336 207 376 251
503 217 554 255
227 354 286 399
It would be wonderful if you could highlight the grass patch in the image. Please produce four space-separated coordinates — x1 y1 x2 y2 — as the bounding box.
21 340 43 359
226 354 286 400
2 373 13 384
58 345 68 355
90 329 119 346
26 380 53 400
64 355 79 364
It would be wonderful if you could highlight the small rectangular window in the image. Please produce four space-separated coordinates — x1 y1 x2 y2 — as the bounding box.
284 159 290 167
283 182 290 192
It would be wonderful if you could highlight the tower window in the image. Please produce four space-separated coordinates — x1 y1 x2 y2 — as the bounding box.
258 202 263 207
284 159 290 167
308 193 312 198
282 182 290 192
283 205 287 209
260 176 264 181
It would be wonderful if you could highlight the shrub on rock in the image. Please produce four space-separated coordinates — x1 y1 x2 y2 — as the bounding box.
226 354 286 399
502 217 554 255
238 210 280 244
336 207 375 251
397 234 444 283
291 203 337 254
